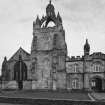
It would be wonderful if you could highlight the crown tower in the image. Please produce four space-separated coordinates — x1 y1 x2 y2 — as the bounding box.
31 1 67 90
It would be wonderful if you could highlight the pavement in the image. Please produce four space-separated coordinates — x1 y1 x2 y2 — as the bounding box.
90 92 105 101
0 91 105 104
0 90 96 105
0 90 91 101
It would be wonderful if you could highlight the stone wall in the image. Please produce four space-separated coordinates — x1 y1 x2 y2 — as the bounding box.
1 81 18 89
23 81 32 90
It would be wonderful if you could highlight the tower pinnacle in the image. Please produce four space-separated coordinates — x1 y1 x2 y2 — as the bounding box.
84 39 90 56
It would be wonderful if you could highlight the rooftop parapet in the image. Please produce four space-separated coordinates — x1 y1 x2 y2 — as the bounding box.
67 56 83 62
90 52 105 60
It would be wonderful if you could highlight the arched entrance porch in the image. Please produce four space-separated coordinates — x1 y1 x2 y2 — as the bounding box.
91 76 103 92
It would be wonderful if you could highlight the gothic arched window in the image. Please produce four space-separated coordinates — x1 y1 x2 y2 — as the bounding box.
14 61 27 81
92 62 102 72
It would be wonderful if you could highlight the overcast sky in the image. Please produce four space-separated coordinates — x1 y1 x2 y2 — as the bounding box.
0 0 105 69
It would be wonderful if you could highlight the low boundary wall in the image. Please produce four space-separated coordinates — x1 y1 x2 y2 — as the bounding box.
0 97 104 105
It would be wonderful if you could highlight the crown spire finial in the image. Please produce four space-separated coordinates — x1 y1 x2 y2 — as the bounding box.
86 38 88 43
49 0 51 4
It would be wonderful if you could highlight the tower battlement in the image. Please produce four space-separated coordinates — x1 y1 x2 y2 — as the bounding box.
69 56 83 61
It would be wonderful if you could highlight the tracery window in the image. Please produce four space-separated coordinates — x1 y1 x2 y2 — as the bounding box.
14 61 27 81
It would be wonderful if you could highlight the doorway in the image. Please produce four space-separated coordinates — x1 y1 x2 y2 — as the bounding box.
91 77 102 92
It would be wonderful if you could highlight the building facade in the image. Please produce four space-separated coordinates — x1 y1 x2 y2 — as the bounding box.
1 1 105 91
66 39 105 91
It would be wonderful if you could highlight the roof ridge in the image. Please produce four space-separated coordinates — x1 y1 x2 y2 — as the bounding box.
8 47 30 62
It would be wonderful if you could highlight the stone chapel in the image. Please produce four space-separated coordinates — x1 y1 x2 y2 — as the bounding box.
1 1 105 92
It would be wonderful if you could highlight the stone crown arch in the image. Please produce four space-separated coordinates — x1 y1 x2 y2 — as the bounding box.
40 15 57 28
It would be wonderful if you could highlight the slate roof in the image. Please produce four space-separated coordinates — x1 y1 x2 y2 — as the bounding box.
8 47 30 62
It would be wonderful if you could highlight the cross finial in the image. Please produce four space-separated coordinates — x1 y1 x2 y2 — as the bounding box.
86 38 88 43
49 0 51 4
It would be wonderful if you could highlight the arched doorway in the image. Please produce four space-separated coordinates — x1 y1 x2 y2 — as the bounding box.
14 55 27 90
91 77 102 92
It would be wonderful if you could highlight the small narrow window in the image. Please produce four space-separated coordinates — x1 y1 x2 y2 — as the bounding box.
53 34 58 48
32 36 37 49
74 64 79 73
32 58 37 73
72 79 80 89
